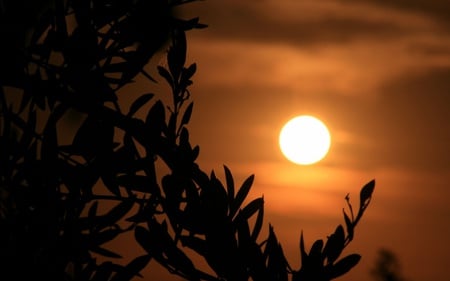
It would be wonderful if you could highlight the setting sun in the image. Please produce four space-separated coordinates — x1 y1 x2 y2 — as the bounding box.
279 115 331 165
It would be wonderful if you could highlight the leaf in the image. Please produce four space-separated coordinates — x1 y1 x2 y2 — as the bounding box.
265 225 289 281
91 261 116 281
116 174 159 194
163 242 198 278
251 196 264 241
157 65 173 87
90 246 122 258
90 228 122 246
127 93 155 117
192 145 199 160
343 210 354 241
360 179 375 208
323 225 345 265
224 165 235 204
80 258 97 281
179 126 189 146
145 100 165 135
88 201 99 221
237 219 251 244
168 30 187 79
180 63 197 89
180 235 207 257
201 172 229 220
182 63 197 81
186 63 197 78
181 101 193 126
299 231 308 265
309 239 324 263
229 174 255 219
166 113 177 143
96 199 134 230
327 254 361 279
233 197 263 226
111 255 152 281
135 226 152 254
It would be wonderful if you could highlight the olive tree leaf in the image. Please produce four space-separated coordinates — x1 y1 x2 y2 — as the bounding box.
323 225 345 265
360 179 375 209
355 179 376 225
299 231 308 266
116 174 159 194
157 65 174 87
233 197 264 225
343 209 354 242
224 165 235 205
180 235 207 257
181 101 193 126
127 93 155 117
111 255 152 281
327 254 361 279
309 239 324 265
91 262 116 281
168 30 187 80
230 174 255 219
251 196 264 241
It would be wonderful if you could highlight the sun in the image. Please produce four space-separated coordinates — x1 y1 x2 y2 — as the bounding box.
279 115 331 165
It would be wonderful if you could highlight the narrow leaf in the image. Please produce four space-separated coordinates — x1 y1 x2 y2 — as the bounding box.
88 201 99 220
90 246 122 258
157 66 173 86
97 199 134 230
91 228 122 246
230 174 254 218
323 225 345 265
145 100 165 134
300 231 308 265
127 93 155 117
111 255 152 281
91 261 115 281
181 102 193 126
224 165 235 205
233 197 264 225
328 254 361 279
180 235 207 257
116 174 159 194
360 179 375 208
309 239 324 261
184 63 197 80
135 226 152 253
168 30 187 79
343 210 354 241
251 196 264 241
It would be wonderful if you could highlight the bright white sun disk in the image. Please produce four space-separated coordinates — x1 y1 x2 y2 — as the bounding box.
279 115 331 165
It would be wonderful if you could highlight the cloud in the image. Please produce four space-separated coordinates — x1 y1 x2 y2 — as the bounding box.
370 67 450 169
344 0 450 27
183 0 444 46
183 0 450 173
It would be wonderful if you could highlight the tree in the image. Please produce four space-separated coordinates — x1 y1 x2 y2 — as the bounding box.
371 249 408 281
0 1 375 280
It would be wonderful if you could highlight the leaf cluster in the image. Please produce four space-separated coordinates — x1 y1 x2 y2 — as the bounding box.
0 1 375 281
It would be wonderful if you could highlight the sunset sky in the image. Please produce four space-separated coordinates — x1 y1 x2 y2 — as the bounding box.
169 1 450 281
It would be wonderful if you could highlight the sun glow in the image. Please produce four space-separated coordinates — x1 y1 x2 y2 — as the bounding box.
279 115 331 165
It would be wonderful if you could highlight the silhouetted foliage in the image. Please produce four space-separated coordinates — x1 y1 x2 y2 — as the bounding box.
371 249 408 281
0 1 375 280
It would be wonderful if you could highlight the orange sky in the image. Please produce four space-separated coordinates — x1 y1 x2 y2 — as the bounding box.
162 1 450 281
